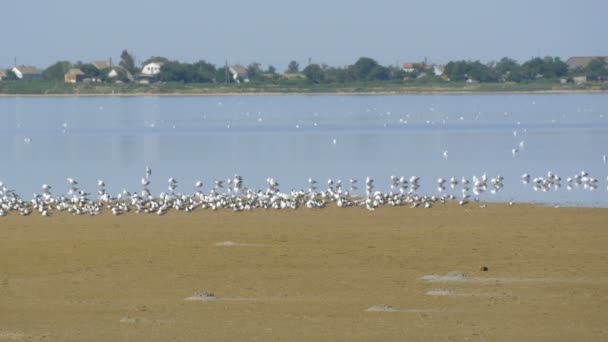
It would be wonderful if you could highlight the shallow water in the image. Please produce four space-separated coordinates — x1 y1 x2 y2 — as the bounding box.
1 94 607 206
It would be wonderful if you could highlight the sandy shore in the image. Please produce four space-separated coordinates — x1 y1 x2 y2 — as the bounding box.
1 204 607 341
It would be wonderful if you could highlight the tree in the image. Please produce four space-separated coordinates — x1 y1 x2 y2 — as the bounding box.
388 66 406 81
286 60 299 74
519 57 568 80
520 57 543 80
367 65 390 81
324 67 353 83
80 64 100 78
215 66 230 83
143 56 170 65
4 69 18 80
552 57 568 78
119 50 137 75
349 57 380 81
303 64 325 83
193 60 217 82
467 61 498 82
495 57 519 81
444 60 469 81
586 57 608 80
158 60 216 83
267 65 276 74
43 61 71 81
246 62 263 81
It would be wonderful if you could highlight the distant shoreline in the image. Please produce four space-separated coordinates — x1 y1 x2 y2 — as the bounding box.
1 79 607 97
0 89 607 97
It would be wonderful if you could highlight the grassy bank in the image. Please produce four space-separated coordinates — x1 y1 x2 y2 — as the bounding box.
0 80 607 96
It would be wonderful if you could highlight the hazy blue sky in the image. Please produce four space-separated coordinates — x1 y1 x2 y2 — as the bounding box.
1 0 606 70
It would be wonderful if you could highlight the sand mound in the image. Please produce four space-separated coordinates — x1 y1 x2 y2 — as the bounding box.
184 291 218 301
365 305 449 313
0 332 25 340
366 305 398 312
422 271 468 282
426 289 460 296
119 316 144 324
215 241 266 247
216 241 241 246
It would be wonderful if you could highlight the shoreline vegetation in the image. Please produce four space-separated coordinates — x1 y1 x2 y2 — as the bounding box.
3 54 607 96
0 80 607 96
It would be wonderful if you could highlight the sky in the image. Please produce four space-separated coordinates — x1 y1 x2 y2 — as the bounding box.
1 0 606 70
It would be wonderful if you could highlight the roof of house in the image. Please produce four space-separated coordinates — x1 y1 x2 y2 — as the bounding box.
106 66 134 81
14 65 42 75
229 65 248 76
566 56 608 70
65 68 85 76
403 63 416 69
92 60 112 70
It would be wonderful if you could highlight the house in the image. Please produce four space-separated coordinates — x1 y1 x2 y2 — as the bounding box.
433 65 445 76
0 69 6 80
573 76 587 85
137 62 163 84
229 65 249 83
141 62 163 76
64 68 85 83
107 66 134 83
12 66 43 80
402 63 416 73
92 60 112 71
566 57 608 71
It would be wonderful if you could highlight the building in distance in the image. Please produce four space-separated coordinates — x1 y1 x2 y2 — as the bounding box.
64 68 85 83
12 66 43 80
566 56 608 70
229 65 249 83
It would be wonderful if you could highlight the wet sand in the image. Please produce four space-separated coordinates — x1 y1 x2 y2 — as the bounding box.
1 204 607 341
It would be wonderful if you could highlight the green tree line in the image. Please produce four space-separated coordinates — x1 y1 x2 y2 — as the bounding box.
7 51 608 85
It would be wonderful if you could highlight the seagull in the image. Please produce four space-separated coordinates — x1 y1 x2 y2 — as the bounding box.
512 148 518 156
145 167 152 177
442 150 448 160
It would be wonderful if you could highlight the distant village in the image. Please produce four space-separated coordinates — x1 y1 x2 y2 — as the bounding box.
0 53 606 85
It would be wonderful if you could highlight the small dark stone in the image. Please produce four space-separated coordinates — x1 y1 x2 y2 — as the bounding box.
481 266 489 272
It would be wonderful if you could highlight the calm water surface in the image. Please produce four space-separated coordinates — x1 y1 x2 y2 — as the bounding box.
1 94 607 206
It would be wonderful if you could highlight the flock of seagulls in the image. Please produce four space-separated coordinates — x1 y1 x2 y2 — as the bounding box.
1 167 605 218
522 170 601 192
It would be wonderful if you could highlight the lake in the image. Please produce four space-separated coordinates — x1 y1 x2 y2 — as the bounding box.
1 94 607 206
